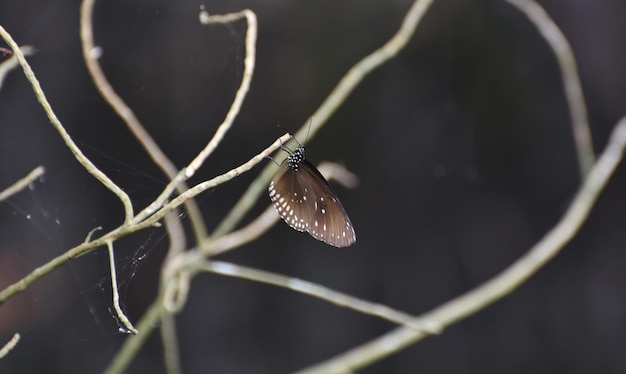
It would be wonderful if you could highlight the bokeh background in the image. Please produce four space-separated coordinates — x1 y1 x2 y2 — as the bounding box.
1 0 626 373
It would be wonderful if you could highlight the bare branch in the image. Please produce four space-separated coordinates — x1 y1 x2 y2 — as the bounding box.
0 333 20 359
79 0 208 239
0 165 45 202
202 261 442 334
106 240 138 335
185 9 257 177
506 0 594 177
140 134 291 229
0 25 135 223
296 115 626 373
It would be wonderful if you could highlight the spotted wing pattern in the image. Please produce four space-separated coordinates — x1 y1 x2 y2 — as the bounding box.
269 147 356 247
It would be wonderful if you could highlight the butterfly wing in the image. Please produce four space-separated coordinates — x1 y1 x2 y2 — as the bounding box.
269 160 356 247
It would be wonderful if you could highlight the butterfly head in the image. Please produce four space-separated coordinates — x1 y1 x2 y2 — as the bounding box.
287 146 306 171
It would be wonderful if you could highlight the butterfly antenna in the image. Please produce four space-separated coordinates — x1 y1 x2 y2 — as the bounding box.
268 129 292 167
276 124 300 150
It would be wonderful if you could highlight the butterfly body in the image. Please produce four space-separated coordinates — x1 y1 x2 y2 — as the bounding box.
269 145 356 247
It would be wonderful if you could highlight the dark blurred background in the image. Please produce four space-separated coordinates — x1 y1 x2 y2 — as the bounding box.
1 0 625 373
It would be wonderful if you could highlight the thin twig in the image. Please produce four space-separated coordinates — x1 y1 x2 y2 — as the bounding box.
0 166 45 202
212 0 435 237
84 226 103 243
185 9 257 177
106 240 138 334
0 25 135 223
131 10 258 225
506 0 594 177
0 333 20 359
296 115 626 373
201 261 441 334
141 134 291 229
79 0 208 240
79 0 176 178
104 298 163 374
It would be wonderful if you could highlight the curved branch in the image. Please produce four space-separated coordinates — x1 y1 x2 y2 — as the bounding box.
0 333 20 359
0 25 135 223
0 166 45 202
506 0 594 177
79 0 208 239
297 115 626 373
187 9 258 176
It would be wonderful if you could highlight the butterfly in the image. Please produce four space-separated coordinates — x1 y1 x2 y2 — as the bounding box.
269 136 356 247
